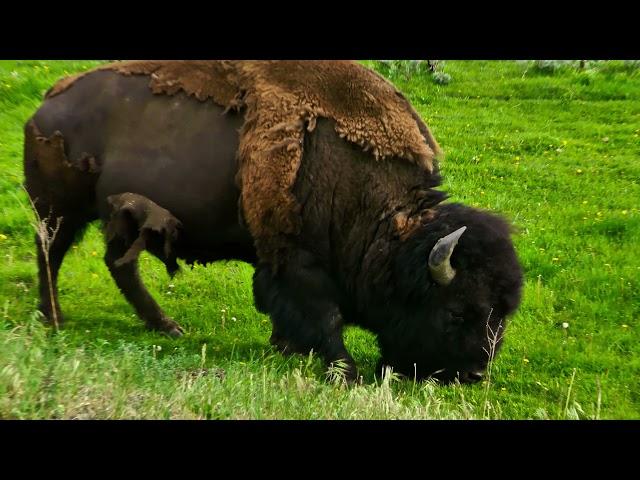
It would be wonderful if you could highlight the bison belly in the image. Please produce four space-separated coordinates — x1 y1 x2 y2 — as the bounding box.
32 70 255 263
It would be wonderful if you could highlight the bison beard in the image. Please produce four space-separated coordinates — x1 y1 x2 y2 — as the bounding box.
24 61 524 385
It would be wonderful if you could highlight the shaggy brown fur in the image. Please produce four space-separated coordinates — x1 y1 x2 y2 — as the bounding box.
46 61 441 264
45 61 240 109
232 61 440 264
106 193 182 276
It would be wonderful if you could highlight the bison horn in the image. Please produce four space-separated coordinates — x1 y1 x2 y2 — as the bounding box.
428 226 467 286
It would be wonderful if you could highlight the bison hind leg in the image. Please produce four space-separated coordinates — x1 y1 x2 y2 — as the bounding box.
104 193 184 337
23 121 97 328
33 214 92 328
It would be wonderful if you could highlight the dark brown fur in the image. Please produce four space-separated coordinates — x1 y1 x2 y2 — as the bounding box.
26 70 253 334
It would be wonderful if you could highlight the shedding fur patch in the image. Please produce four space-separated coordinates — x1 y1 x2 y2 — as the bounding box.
46 61 240 109
48 61 441 265
106 193 182 276
27 120 101 175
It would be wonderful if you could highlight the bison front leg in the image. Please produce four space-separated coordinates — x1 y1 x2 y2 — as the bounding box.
103 193 184 337
105 237 184 337
253 251 358 383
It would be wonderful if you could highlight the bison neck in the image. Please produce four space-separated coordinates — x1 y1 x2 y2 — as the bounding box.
292 118 445 327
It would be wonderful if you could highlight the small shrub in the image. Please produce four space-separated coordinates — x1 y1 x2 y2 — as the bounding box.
432 72 452 85
534 60 576 73
598 60 640 75
377 60 430 79
375 60 452 85
518 60 640 77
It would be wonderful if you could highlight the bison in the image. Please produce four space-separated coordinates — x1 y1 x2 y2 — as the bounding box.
24 61 523 384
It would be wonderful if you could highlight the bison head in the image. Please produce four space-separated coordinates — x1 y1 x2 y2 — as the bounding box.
374 203 523 384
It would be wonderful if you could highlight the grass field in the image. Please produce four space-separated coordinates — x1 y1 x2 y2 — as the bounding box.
0 60 638 419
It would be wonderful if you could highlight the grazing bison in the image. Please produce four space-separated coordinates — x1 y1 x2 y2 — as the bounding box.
24 61 523 384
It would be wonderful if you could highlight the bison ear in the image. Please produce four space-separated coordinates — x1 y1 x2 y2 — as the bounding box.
428 226 467 286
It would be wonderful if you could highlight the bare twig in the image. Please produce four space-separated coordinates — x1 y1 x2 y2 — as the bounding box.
482 308 504 419
412 362 417 397
200 343 207 370
564 368 577 418
596 376 602 420
23 188 63 331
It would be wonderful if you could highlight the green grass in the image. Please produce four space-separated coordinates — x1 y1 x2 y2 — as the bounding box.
1 60 638 419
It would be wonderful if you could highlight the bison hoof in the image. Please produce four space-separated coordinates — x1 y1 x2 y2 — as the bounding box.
345 368 360 385
327 361 359 385
165 325 185 338
270 334 308 356
38 304 64 327
272 340 296 356
152 319 185 338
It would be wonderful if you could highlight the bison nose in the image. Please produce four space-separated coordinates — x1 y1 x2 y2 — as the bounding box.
459 370 484 383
